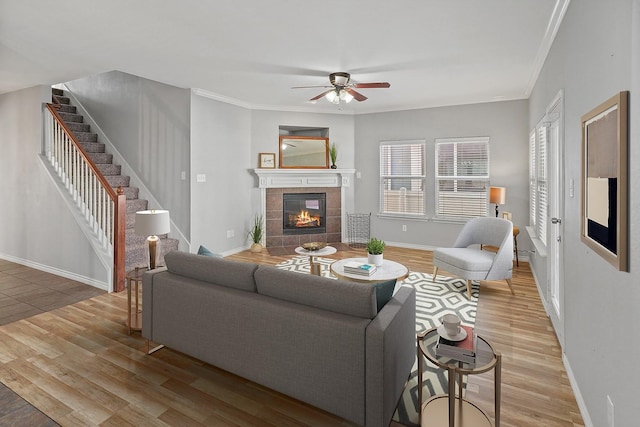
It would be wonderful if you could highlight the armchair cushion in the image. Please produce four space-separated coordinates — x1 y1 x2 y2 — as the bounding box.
433 248 495 272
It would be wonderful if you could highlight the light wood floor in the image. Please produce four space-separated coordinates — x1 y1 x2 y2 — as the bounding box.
0 246 584 426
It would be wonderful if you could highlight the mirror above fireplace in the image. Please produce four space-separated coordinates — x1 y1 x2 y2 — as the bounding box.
279 135 329 169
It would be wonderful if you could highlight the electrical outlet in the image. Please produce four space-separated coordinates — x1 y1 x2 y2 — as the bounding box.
356 171 362 179
196 174 206 183
226 229 234 238
402 224 407 232
181 171 186 180
607 395 614 427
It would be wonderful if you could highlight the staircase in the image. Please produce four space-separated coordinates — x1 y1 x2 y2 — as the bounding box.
51 88 179 274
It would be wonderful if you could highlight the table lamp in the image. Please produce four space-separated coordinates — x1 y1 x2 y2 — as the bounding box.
489 187 506 218
135 210 170 269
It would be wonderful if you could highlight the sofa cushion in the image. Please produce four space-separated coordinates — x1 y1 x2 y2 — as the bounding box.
254 266 377 319
164 251 258 292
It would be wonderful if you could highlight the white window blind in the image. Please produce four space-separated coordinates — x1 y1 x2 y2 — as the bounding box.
435 138 489 218
379 141 426 216
537 125 548 245
529 130 537 228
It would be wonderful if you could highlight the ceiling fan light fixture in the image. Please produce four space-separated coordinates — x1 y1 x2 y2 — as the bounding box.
339 89 354 103
325 90 339 104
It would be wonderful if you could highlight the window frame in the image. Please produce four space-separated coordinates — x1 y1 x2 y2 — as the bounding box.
378 140 427 219
434 137 490 220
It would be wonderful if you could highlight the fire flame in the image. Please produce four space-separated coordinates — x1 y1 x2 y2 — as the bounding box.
291 210 321 228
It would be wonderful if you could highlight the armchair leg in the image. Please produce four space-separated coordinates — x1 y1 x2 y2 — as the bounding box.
432 266 438 280
466 280 473 299
505 278 515 295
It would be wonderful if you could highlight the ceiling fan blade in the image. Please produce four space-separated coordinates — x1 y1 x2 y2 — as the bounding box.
309 89 334 102
352 82 391 89
346 88 368 102
292 85 333 89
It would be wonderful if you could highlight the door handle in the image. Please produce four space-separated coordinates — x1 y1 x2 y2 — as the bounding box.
551 217 562 224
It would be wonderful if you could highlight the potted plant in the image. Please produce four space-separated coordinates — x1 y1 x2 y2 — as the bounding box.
366 237 386 266
248 214 264 252
329 143 338 169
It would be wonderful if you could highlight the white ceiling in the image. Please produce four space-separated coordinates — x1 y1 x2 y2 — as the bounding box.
0 0 569 114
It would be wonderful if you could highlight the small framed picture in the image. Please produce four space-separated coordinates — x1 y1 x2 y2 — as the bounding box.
259 152 276 169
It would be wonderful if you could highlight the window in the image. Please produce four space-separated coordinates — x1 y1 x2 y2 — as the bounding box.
435 137 489 218
530 123 548 245
379 140 426 216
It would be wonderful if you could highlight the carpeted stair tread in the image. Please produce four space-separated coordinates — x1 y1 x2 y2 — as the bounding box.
53 95 70 105
97 164 121 176
74 132 98 143
66 122 90 133
126 199 148 213
58 112 84 123
52 88 64 96
126 228 170 245
88 153 113 164
105 175 130 187
56 104 77 114
126 213 137 229
79 142 104 153
117 186 139 200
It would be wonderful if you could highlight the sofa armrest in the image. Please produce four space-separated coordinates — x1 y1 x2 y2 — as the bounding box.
365 286 416 427
141 267 167 340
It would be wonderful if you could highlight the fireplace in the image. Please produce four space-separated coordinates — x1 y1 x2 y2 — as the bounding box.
283 193 326 235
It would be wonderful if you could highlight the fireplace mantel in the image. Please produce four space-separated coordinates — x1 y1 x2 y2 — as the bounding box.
253 168 356 189
253 169 356 246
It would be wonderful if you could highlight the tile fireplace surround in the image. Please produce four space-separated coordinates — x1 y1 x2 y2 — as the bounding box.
253 169 356 248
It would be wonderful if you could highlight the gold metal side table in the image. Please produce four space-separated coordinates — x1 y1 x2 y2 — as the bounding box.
417 327 501 427
126 267 146 334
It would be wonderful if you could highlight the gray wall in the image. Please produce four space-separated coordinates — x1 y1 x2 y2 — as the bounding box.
354 100 530 250
190 94 253 254
65 71 191 238
529 0 638 426
0 86 109 287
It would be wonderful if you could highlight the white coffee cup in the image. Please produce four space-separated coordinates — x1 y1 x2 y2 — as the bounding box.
442 313 461 337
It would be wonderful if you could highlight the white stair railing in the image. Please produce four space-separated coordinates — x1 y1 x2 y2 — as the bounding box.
43 103 126 292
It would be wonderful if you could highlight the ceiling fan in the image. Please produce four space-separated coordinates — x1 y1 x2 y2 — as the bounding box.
292 72 390 104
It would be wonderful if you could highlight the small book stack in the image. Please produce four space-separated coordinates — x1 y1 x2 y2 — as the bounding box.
343 261 377 276
436 324 477 364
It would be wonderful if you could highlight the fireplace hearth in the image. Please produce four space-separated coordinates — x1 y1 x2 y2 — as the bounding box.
283 193 326 235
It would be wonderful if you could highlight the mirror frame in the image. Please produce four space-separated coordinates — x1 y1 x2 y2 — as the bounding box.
279 136 330 169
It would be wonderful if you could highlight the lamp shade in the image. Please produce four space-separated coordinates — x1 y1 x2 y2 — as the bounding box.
135 210 170 236
489 187 506 205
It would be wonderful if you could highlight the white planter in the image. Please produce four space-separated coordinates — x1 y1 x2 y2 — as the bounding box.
368 253 383 267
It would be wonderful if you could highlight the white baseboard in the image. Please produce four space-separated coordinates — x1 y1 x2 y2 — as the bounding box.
0 253 109 291
562 353 593 427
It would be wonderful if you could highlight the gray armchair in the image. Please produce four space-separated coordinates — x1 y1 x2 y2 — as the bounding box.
432 217 515 299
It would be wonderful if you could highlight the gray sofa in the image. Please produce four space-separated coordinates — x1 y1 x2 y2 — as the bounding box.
142 251 416 427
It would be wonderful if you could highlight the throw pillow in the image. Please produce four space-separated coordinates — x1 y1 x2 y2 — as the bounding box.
372 278 397 312
197 245 222 258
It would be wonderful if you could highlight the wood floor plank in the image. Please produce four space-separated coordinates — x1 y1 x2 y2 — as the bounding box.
0 246 584 426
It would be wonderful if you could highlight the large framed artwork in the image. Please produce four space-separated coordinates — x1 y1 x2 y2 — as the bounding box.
581 91 629 271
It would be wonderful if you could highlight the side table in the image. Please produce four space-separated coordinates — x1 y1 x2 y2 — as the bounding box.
126 267 146 334
294 245 337 276
417 327 501 427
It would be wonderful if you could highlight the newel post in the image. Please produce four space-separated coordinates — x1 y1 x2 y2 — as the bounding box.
113 186 127 292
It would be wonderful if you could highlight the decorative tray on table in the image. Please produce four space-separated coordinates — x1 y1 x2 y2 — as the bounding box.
302 242 327 251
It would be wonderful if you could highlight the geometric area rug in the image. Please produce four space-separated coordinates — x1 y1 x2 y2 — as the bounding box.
275 255 479 427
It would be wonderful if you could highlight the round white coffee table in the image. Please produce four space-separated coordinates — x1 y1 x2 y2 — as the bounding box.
331 257 409 283
294 245 337 276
